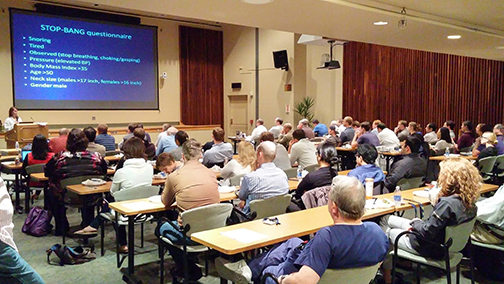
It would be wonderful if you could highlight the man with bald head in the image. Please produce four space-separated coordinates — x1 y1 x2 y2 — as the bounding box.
48 128 69 153
238 141 289 215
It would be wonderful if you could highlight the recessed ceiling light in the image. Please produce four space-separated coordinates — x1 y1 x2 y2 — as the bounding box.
374 21 388 26
241 0 273 4
447 35 461 39
497 46 504 50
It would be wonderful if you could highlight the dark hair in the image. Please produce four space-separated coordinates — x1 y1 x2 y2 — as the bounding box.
128 123 140 133
329 125 336 132
8 107 17 118
439 127 451 143
481 124 493 133
360 121 371 132
427 123 437 132
312 119 320 124
175 131 189 146
83 126 97 142
97 124 108 134
123 137 146 160
212 127 225 142
317 142 339 167
445 120 455 130
256 119 264 125
32 134 49 160
356 144 378 164
405 135 422 153
398 120 407 127
156 152 175 170
276 118 283 124
352 121 360 128
66 128 89 153
377 123 387 130
260 131 274 142
292 129 306 140
463 120 473 131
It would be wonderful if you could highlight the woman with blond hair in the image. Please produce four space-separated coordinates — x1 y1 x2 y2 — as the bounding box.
382 157 480 283
220 141 256 180
478 132 498 160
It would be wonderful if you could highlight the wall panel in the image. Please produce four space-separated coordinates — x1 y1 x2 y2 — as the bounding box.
343 42 504 131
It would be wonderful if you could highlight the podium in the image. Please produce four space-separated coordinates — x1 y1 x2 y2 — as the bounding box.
5 123 49 148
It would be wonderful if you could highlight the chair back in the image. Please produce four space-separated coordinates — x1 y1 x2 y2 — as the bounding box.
459 146 473 153
181 203 233 237
229 173 245 186
397 176 424 190
105 150 122 156
304 164 320 173
478 156 497 180
445 218 477 252
25 164 45 175
318 262 381 284
283 168 297 179
112 185 160 202
249 194 292 219
494 154 504 172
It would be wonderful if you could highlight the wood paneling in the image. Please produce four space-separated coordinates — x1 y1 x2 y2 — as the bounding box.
180 26 223 126
343 42 504 131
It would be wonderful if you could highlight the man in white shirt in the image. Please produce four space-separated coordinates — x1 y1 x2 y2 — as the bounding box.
246 119 268 143
0 177 45 283
289 129 317 168
269 117 283 139
423 123 438 143
377 123 400 149
203 127 234 168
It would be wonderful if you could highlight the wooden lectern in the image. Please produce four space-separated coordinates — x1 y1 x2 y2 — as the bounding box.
5 123 49 148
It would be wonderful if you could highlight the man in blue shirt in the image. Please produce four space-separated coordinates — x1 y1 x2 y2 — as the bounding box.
348 144 385 186
312 119 328 137
94 123 116 151
216 175 389 284
202 127 233 168
156 127 178 156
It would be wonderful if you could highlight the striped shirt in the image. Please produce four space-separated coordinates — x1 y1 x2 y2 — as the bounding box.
238 162 289 214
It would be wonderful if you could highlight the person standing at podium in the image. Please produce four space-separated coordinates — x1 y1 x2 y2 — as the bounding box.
4 107 22 132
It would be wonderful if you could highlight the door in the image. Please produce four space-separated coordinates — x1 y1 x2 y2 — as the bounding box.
228 95 248 137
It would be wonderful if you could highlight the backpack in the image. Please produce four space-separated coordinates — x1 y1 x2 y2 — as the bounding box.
22 206 53 237
46 244 96 266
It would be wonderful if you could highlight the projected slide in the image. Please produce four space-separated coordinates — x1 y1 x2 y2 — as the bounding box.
10 9 159 110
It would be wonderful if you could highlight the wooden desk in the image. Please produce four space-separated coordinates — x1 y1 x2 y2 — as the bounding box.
104 155 122 162
0 149 21 156
107 168 115 175
0 155 20 162
336 146 356 152
67 181 113 195
191 204 394 255
429 155 477 161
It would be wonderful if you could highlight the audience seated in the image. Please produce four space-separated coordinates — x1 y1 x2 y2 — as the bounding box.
155 123 171 147
218 175 388 284
260 132 291 170
169 130 188 161
202 127 233 168
94 123 116 151
156 126 178 156
312 119 328 137
84 126 106 157
394 120 409 141
294 142 338 200
45 128 108 236
298 119 315 139
74 137 153 253
155 153 179 174
48 128 68 153
377 123 400 149
157 139 219 281
269 117 283 139
433 127 454 154
443 120 456 140
423 123 438 144
339 116 355 145
22 134 54 200
220 141 255 180
352 121 360 130
133 128 155 160
477 132 498 161
238 141 289 215
246 119 268 143
454 120 475 152
351 121 380 148
382 158 480 283
348 144 385 185
288 129 317 168
119 123 140 150
325 125 341 146
493 124 504 155
277 123 293 150
384 136 426 191
371 119 381 135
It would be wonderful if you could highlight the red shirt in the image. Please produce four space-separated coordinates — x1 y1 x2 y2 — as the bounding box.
48 135 67 153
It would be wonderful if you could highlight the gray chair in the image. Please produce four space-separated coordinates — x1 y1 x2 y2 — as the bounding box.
229 173 245 186
100 185 160 266
493 154 504 178
24 164 47 209
283 168 297 179
478 156 497 182
304 163 320 173
159 203 233 284
249 194 292 219
391 218 477 284
397 176 424 190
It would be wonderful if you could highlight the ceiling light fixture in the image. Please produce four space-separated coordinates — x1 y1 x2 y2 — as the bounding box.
398 7 407 29
241 0 273 4
447 35 461 39
497 46 504 50
374 21 388 26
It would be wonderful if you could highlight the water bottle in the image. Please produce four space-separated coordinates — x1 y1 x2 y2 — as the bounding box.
297 166 303 181
393 186 402 207
15 141 19 151
444 147 450 157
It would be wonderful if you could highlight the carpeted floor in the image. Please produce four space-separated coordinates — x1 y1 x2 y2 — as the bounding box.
9 192 503 284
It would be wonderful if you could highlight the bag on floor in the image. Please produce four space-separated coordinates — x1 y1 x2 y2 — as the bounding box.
22 206 53 237
46 244 96 266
